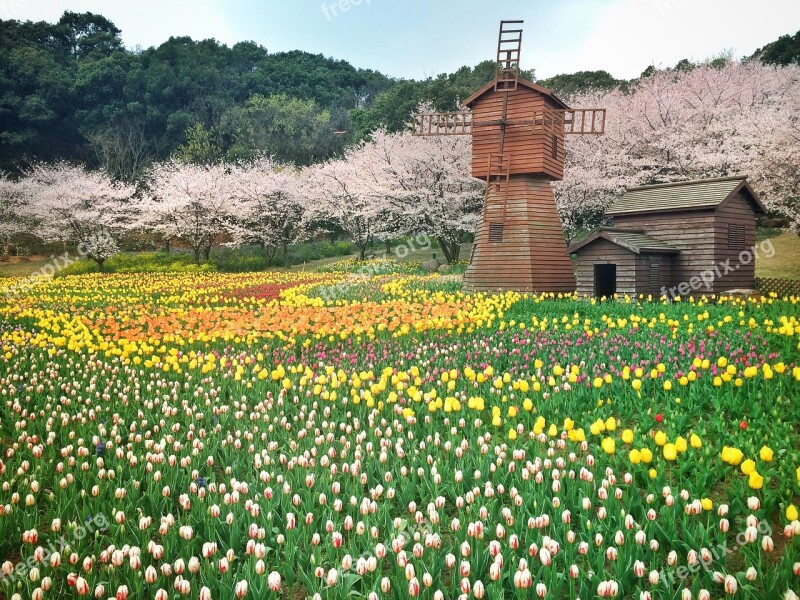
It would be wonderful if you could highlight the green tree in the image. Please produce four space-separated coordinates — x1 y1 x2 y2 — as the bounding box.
56 11 123 59
220 94 342 165
537 70 620 99
752 30 800 65
174 123 223 165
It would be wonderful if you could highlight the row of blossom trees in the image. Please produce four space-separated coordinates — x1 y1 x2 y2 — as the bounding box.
1 59 798 269
558 59 800 239
0 126 482 269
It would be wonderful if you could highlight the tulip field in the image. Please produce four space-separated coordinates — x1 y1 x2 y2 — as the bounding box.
0 267 799 600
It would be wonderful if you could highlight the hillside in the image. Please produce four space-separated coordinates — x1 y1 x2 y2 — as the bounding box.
1 11 797 180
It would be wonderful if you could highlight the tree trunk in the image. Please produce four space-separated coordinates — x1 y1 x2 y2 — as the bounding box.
267 247 275 267
193 247 201 265
358 244 366 261
437 237 454 264
163 238 171 253
385 239 391 255
95 257 105 273
449 241 461 263
282 243 289 267
202 245 211 261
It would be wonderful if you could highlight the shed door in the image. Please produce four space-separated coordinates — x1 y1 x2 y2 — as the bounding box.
595 264 616 298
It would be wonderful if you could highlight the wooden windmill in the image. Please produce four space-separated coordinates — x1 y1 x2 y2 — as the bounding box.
414 20 606 292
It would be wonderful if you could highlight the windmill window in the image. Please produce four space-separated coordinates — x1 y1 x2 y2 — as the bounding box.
727 224 745 250
488 222 504 243
551 135 558 159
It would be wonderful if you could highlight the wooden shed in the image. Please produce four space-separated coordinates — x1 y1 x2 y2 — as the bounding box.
568 176 766 298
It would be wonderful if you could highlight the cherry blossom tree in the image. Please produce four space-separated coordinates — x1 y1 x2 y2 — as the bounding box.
229 160 307 266
557 60 800 237
19 163 135 271
363 128 483 263
300 147 392 262
752 121 800 235
142 161 237 264
0 174 29 256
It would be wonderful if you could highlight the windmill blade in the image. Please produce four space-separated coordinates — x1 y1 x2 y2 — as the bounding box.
504 109 607 135
562 109 606 134
413 112 473 136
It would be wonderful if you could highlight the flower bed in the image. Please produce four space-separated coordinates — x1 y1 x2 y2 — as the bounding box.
0 272 798 599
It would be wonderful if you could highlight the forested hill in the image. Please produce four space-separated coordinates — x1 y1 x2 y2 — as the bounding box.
1 11 797 179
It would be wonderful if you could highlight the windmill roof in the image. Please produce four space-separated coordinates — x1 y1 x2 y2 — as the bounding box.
606 176 765 216
463 77 570 109
567 228 679 255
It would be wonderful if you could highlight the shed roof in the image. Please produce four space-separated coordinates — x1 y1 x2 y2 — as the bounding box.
567 228 680 255
606 176 765 217
463 77 570 109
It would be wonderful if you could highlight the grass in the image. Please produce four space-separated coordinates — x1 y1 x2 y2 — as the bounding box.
1 230 795 281
0 257 51 278
755 231 800 280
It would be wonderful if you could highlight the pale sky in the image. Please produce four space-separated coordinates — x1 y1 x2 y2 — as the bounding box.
3 0 799 80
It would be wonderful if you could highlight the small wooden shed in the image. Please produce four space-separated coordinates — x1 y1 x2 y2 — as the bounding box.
568 176 766 297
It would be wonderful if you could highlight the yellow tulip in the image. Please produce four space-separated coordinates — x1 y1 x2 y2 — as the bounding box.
640 448 653 464
570 428 586 443
654 431 667 447
748 470 764 490
663 443 677 461
690 434 702 449
621 429 634 444
674 436 687 453
629 449 641 464
601 437 616 455
786 504 799 521
759 445 774 462
701 498 713 511
721 446 744 466
740 459 756 475
508 429 517 441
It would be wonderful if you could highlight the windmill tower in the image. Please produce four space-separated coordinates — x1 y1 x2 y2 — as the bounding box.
414 20 606 293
